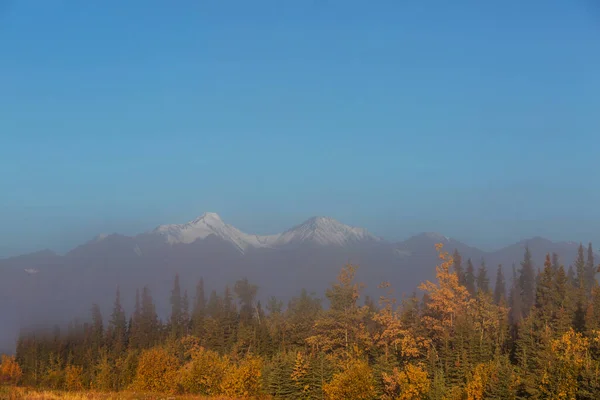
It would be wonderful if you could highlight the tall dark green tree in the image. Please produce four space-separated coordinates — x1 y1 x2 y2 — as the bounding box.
465 258 476 296
182 290 190 336
129 288 142 349
509 264 522 324
170 274 183 338
552 252 560 272
192 278 206 337
494 265 506 305
476 259 490 294
108 286 127 355
533 254 556 330
139 286 159 348
234 277 258 325
586 243 596 292
453 249 465 286
575 243 586 291
519 246 536 316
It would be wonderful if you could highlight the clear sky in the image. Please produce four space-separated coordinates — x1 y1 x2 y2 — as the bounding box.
1 0 600 257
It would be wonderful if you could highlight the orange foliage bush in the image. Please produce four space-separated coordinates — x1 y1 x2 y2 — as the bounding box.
132 347 179 393
64 365 85 391
178 345 228 395
220 355 263 398
323 359 376 400
382 363 430 400
0 355 23 385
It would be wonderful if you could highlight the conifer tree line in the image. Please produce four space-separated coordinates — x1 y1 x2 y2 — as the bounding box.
8 242 600 399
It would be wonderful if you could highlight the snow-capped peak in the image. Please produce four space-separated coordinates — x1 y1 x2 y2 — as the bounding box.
151 213 278 253
423 232 450 242
150 213 379 252
273 216 380 247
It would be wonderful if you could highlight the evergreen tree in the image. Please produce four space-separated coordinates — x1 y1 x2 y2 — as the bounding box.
533 254 556 330
519 246 536 316
574 244 588 332
509 264 522 324
139 286 159 348
191 278 206 337
452 249 465 285
493 265 506 305
586 243 596 292
181 290 189 336
129 289 142 349
108 286 127 355
234 277 258 325
567 265 576 286
169 274 183 338
554 265 573 335
476 259 490 294
575 243 586 290
552 252 561 271
465 258 476 296
90 304 104 351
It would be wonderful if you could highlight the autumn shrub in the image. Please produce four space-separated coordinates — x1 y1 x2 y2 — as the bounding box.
178 345 228 395
92 352 114 391
323 359 376 400
43 356 65 390
64 365 85 391
382 363 430 400
0 355 23 385
132 346 180 393
221 354 264 398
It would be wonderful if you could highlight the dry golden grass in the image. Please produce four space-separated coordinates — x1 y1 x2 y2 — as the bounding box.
0 386 261 400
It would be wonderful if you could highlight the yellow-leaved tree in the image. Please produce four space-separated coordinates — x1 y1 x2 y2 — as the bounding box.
178 344 228 395
539 328 590 399
220 354 263 397
132 346 179 393
382 363 430 400
0 355 23 385
64 364 84 391
373 282 429 363
307 264 373 363
419 244 473 341
323 359 376 400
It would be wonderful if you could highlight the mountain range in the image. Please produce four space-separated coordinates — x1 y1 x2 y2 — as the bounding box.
0 212 597 353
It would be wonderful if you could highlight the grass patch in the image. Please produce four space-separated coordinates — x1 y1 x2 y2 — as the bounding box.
0 386 257 400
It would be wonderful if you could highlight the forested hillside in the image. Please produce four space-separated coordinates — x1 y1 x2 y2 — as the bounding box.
5 243 600 399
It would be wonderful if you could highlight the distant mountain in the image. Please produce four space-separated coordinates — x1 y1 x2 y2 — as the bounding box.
146 213 381 252
271 216 381 248
0 212 598 354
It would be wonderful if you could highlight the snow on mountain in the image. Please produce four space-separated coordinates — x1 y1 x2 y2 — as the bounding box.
273 216 381 247
150 212 279 253
150 213 380 252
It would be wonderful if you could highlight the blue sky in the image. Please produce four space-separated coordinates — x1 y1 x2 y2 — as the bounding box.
1 0 599 257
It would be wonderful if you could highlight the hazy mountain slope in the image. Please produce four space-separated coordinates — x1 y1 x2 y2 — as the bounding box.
1 213 598 354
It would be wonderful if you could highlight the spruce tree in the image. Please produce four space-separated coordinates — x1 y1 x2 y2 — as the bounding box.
509 264 523 324
129 288 142 349
586 243 596 293
575 243 586 291
181 290 190 336
533 254 555 329
519 246 536 316
465 258 476 296
453 249 465 286
140 286 159 348
494 265 506 305
476 259 490 294
108 286 127 355
554 265 572 335
192 278 206 337
552 252 560 271
170 274 182 338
